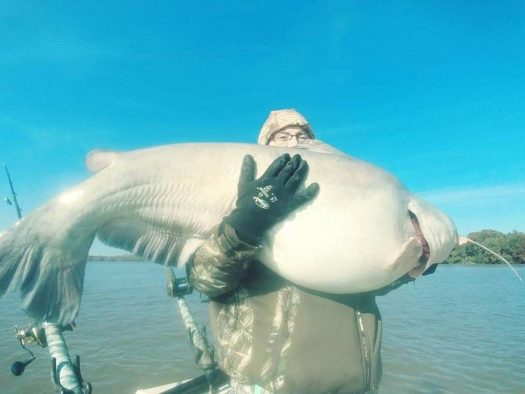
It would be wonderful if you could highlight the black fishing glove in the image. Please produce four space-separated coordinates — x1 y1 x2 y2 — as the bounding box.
225 153 320 245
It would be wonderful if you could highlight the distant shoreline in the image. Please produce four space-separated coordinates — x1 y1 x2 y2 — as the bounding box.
87 255 524 266
88 255 142 262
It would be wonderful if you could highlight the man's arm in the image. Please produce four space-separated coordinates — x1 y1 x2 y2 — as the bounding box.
187 223 261 298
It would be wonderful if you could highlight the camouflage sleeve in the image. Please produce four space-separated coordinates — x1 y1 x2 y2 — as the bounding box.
187 223 262 297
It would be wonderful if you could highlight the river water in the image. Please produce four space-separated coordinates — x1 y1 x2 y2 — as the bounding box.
0 263 524 394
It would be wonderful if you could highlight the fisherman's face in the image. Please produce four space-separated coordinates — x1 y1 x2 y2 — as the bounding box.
268 126 311 147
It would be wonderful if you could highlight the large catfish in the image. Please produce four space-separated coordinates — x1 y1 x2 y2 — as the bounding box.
0 141 458 325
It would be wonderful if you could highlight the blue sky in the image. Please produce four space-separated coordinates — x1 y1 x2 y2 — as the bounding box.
1 1 524 254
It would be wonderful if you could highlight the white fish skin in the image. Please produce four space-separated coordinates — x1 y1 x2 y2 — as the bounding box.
0 142 458 325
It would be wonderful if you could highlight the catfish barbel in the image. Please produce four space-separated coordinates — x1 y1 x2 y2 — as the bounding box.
0 142 458 325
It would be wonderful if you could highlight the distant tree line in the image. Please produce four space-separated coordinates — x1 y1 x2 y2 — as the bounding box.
88 254 142 262
444 230 525 264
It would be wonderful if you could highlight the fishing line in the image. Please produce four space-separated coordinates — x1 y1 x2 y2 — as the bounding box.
458 236 523 283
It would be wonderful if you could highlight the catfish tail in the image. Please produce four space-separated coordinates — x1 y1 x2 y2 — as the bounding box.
0 209 94 325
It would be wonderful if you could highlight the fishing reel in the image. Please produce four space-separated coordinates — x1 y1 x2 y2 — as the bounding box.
11 322 75 376
166 273 209 303
11 323 47 376
14 323 48 348
167 276 193 298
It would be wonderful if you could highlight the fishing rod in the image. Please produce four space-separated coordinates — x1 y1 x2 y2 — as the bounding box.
5 165 91 393
163 267 225 393
4 165 22 219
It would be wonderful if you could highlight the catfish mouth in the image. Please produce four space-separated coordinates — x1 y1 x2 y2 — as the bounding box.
408 210 430 266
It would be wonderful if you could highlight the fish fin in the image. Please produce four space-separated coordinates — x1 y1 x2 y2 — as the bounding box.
0 216 92 325
96 219 205 267
86 149 120 173
297 139 346 155
386 236 423 279
422 263 438 276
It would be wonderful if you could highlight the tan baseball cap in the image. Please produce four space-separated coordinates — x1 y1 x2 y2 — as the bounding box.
258 108 315 145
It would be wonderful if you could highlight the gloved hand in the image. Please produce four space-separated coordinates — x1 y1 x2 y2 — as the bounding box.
225 153 320 245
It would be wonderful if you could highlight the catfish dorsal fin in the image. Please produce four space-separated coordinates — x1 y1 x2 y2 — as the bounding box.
86 149 120 173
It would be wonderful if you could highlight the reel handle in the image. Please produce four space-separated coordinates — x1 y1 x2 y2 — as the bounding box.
11 356 35 376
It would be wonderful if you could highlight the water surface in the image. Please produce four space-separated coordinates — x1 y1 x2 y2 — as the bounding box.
0 263 523 393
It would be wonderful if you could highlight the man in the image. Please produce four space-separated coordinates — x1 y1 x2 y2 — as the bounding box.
187 109 384 393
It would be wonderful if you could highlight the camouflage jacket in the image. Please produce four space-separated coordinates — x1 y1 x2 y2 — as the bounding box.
187 224 383 394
